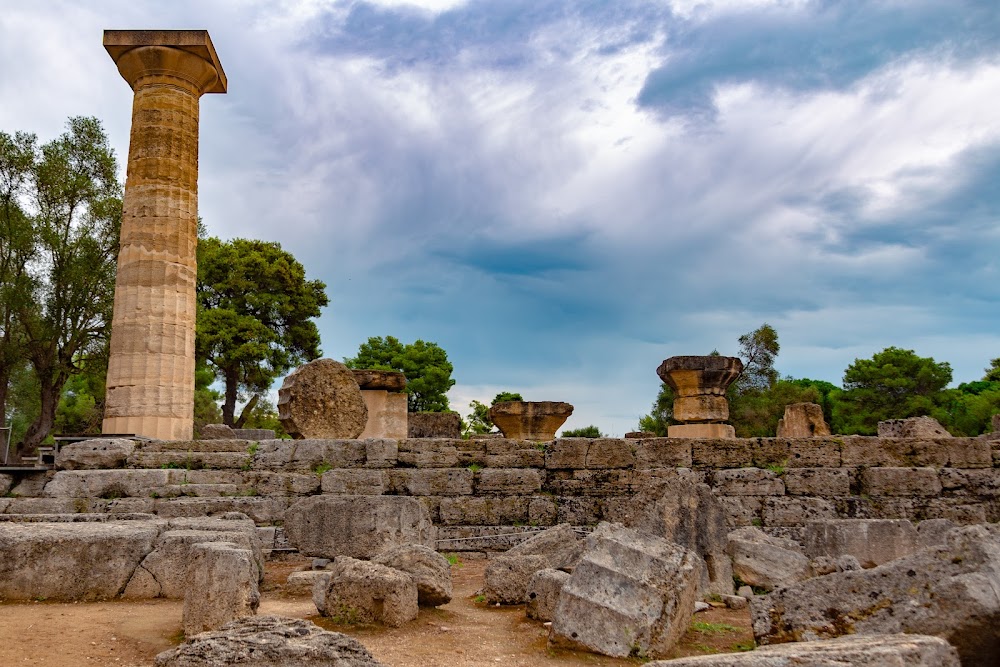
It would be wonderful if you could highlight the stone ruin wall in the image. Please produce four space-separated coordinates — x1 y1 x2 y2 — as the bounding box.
2 435 999 549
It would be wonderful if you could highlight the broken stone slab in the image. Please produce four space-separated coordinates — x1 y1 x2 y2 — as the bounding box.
726 527 811 591
489 401 574 441
183 541 260 636
878 415 952 438
751 524 1000 667
55 438 137 470
801 519 920 568
776 402 831 437
526 568 570 621
351 369 406 392
286 570 329 596
372 543 452 606
153 615 386 667
644 634 960 666
284 495 435 559
614 479 732 596
316 556 418 627
483 524 583 604
277 358 368 439
548 522 701 659
199 424 237 440
0 521 159 600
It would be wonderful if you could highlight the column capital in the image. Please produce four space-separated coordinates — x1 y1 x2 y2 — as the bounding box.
104 30 227 95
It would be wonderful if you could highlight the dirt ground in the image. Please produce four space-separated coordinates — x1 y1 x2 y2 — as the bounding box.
0 554 754 666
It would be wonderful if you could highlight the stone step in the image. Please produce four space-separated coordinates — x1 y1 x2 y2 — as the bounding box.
126 451 253 470
137 439 259 453
154 484 243 498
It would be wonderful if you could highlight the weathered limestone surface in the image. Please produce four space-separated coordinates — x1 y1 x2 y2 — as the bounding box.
549 522 701 659
526 568 570 621
657 356 742 430
277 359 368 439
372 543 452 606
484 524 583 604
352 369 406 392
102 30 226 441
801 519 920 568
776 402 831 437
316 557 418 627
154 615 386 667
645 634 960 666
0 522 159 600
199 424 236 440
751 525 1000 667
55 438 137 470
284 495 434 559
878 416 952 438
407 412 461 438
359 390 408 439
182 541 259 636
726 527 811 591
489 401 574 441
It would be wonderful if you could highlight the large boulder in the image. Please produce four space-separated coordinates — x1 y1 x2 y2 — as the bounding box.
153 615 386 666
55 438 136 470
183 542 260 636
801 519 920 568
775 403 831 437
644 634 960 666
616 479 732 595
877 415 951 438
372 543 452 606
548 522 701 659
726 527 811 591
526 568 570 621
315 557 418 627
0 521 158 600
751 525 1000 667
277 359 368 439
284 495 435 559
484 524 583 604
198 424 237 440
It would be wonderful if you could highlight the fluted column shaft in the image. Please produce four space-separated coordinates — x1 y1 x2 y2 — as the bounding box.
103 32 226 440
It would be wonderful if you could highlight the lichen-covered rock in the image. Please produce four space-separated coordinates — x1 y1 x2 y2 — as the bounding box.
284 495 434 559
277 359 368 439
372 543 452 606
183 541 260 636
751 525 1000 667
526 568 570 621
801 519 919 568
153 615 386 666
644 634 960 666
55 438 136 470
877 415 951 438
549 522 701 659
317 556 418 627
726 527 811 591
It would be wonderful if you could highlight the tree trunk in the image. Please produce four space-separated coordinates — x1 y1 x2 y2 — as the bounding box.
234 394 259 429
222 368 238 426
19 374 60 457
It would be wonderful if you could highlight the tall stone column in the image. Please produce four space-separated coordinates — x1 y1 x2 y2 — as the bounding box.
102 31 226 440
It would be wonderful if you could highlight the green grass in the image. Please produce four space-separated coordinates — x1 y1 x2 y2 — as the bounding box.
313 461 333 476
444 553 462 566
732 640 756 652
691 621 741 634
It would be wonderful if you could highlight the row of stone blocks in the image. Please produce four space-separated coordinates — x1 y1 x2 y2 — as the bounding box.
53 435 1000 473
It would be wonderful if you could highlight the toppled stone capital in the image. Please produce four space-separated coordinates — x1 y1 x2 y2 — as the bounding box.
657 356 742 438
489 401 573 441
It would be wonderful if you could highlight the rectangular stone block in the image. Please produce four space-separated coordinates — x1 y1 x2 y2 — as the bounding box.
253 440 366 472
358 390 408 439
438 497 529 525
861 467 943 497
717 496 764 528
784 468 852 496
363 439 398 468
546 470 638 497
842 437 991 468
387 469 473 496
920 498 988 524
152 497 291 524
545 440 588 469
752 438 842 468
320 470 386 495
556 496 602 525
528 497 558 526
939 468 1000 496
584 439 635 469
633 438 693 468
45 470 173 499
397 439 460 468
632 468 707 487
475 469 542 494
691 439 753 468
710 468 785 496
802 519 919 567
762 497 836 527
484 439 545 468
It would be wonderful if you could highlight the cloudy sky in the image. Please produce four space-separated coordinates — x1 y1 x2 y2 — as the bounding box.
2 1 998 435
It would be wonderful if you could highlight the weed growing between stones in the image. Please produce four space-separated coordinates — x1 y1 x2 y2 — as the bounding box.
313 461 333 476
445 553 462 566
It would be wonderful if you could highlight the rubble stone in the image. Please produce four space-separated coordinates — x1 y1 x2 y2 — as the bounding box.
801 519 919 568
775 403 831 437
526 568 570 621
878 416 952 438
199 424 237 440
183 541 259 636
726 527 811 591
55 438 137 470
316 556 418 627
372 543 452 606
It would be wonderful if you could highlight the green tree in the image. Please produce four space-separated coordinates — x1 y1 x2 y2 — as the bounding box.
561 425 604 437
345 336 456 412
937 380 1000 436
735 323 780 391
197 236 328 426
832 347 952 435
12 117 121 454
463 391 523 436
53 359 107 435
984 358 1000 383
193 360 223 437
637 383 675 436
